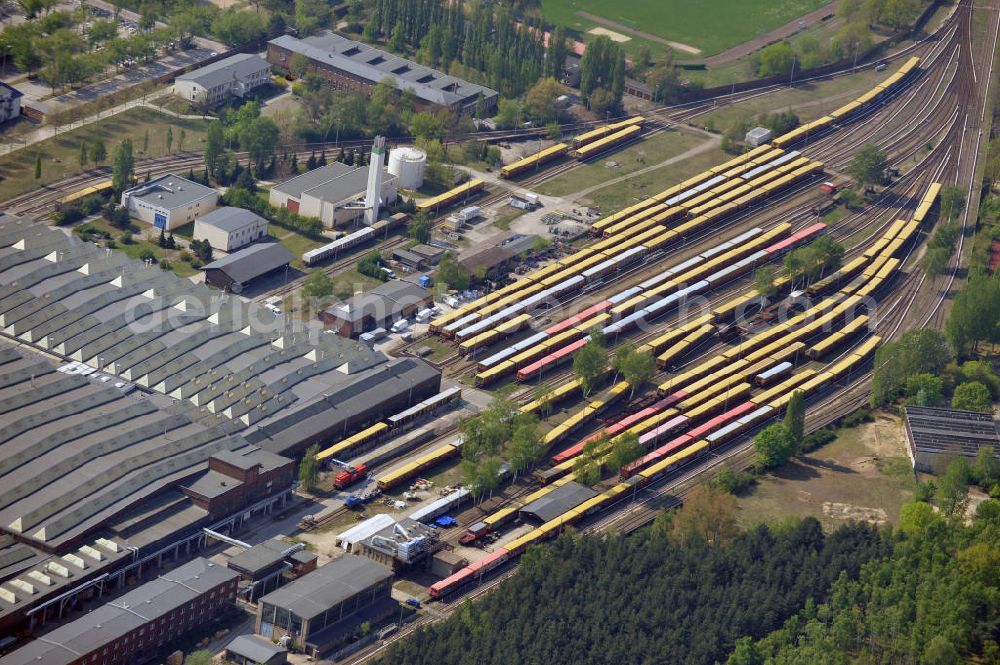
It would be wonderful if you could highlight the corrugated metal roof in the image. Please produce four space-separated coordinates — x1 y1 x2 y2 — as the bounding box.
258 554 391 620
203 242 293 284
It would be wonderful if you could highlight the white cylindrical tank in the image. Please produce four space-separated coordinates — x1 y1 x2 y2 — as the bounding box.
388 146 427 189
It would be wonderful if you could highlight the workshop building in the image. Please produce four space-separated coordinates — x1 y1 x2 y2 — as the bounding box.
269 162 398 229
319 280 432 337
202 242 293 292
193 207 268 252
121 174 218 231
255 554 394 655
225 634 288 665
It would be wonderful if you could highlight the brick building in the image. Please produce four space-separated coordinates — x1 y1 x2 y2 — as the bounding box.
267 32 498 116
0 558 239 665
181 447 295 518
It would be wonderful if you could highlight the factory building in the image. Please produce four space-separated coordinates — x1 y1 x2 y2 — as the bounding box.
193 206 269 252
0 558 239 665
269 162 398 229
0 215 441 633
267 32 498 116
121 173 218 230
255 554 394 655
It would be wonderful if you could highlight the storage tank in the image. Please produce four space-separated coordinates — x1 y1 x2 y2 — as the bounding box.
388 146 427 189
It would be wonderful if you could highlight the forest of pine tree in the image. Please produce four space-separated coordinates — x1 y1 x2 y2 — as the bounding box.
379 518 890 665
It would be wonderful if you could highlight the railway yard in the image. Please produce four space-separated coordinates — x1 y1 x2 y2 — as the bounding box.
0 0 997 662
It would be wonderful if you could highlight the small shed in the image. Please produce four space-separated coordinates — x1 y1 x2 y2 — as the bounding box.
392 248 427 269
410 244 445 264
225 634 288 665
745 127 773 147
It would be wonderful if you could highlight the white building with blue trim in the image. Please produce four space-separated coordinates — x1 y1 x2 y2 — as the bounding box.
121 173 219 230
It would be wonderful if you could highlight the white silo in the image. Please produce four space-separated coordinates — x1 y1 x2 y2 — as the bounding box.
388 146 427 190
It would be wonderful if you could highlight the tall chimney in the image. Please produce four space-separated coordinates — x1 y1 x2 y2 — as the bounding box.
364 136 386 226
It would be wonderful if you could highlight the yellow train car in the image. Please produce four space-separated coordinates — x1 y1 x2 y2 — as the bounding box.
500 144 570 178
572 125 642 159
59 180 113 206
316 422 390 461
416 178 486 213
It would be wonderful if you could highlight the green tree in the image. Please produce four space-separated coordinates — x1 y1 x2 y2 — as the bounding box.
882 0 920 29
904 373 943 406
437 252 469 290
204 121 225 179
509 416 544 476
898 499 942 535
671 485 740 548
90 138 106 164
951 381 993 412
407 215 432 243
33 153 41 180
240 116 279 174
579 35 625 111
848 143 888 186
937 457 970 518
166 126 173 153
111 138 134 195
754 267 776 299
754 424 796 470
784 391 806 445
612 343 655 397
839 188 862 209
524 77 566 124
756 40 795 77
971 445 1000 490
302 268 333 299
573 332 608 397
178 128 186 151
494 98 523 129
78 141 88 168
608 431 643 473
298 444 320 490
939 185 966 221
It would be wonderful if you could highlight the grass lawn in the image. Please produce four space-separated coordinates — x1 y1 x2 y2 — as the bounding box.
0 108 210 203
271 226 325 270
700 66 894 132
581 145 730 212
80 217 200 278
737 413 918 531
536 130 706 198
540 0 832 56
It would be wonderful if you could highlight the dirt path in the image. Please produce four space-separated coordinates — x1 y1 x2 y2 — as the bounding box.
702 1 841 66
567 134 719 201
576 11 702 54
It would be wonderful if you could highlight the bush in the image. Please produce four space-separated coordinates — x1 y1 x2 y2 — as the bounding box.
54 206 85 226
191 259 203 269
841 408 873 428
105 239 116 249
711 467 756 495
138 249 156 262
179 250 194 263
799 428 836 454
120 231 133 244
159 260 172 271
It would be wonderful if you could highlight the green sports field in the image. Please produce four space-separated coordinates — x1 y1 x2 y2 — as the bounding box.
541 0 832 56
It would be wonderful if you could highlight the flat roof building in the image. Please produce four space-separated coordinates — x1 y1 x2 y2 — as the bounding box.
319 280 432 337
227 538 317 600
174 53 271 106
267 32 498 116
202 241 293 292
194 206 268 252
903 406 1000 472
121 173 218 231
269 162 398 229
256 554 394 656
0 558 239 665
